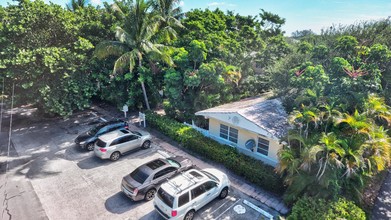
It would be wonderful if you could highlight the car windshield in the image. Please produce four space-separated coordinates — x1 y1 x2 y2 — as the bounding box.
201 170 219 182
88 124 105 135
166 159 181 168
131 131 142 136
130 168 149 184
157 188 174 208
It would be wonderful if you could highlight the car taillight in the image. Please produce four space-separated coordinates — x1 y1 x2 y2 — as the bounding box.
99 148 107 152
171 210 177 217
133 188 138 195
125 126 129 129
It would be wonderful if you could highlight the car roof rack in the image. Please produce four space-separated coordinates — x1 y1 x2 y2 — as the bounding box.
165 171 200 194
181 172 197 184
166 178 183 193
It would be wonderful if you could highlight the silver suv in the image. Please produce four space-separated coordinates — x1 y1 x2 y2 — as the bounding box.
94 128 152 161
153 168 230 220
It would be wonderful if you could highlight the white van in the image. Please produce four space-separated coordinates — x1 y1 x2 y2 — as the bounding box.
153 168 230 220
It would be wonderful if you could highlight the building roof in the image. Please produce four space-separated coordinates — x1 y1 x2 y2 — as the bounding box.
195 94 289 138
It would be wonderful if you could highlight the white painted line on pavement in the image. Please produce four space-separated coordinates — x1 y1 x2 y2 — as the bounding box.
157 150 171 158
100 117 107 122
243 199 273 220
207 197 233 217
90 112 99 118
214 198 241 219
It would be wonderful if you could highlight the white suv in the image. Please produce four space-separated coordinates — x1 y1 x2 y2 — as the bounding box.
153 168 230 220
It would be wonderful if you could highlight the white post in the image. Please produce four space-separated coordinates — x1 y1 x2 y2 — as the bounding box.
139 112 146 127
122 104 128 119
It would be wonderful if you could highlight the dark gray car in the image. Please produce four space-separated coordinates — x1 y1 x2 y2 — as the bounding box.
74 119 128 151
121 157 193 201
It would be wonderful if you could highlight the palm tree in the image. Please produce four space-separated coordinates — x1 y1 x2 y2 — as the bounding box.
66 0 89 11
94 0 173 110
152 0 184 42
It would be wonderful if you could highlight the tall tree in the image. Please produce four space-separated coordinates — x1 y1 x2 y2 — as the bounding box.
152 0 184 42
66 0 89 11
94 0 173 110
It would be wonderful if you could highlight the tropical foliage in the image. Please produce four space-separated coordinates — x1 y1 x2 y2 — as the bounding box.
287 196 366 220
272 20 391 207
1 0 391 217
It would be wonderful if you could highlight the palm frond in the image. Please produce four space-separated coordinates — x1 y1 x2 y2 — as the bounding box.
115 27 137 46
113 52 131 75
94 41 129 59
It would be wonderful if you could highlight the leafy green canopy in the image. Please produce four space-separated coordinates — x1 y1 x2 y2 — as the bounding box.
0 0 100 116
163 8 290 120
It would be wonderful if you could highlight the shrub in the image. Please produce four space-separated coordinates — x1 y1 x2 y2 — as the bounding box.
145 112 285 194
288 197 366 220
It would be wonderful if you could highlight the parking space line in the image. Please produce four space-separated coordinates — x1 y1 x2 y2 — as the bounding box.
243 199 273 220
207 198 232 217
214 198 241 220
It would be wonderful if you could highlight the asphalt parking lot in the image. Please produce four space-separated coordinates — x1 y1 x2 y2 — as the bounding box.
1 108 279 220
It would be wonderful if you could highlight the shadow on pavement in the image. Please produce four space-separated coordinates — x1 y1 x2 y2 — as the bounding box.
76 156 112 169
104 191 145 214
139 210 162 220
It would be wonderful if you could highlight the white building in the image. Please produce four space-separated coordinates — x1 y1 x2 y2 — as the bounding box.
193 94 289 166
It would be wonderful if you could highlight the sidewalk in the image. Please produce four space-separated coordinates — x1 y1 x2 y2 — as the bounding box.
92 105 290 215
371 169 391 219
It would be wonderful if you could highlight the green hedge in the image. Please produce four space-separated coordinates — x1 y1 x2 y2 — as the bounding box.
146 112 285 194
287 197 366 220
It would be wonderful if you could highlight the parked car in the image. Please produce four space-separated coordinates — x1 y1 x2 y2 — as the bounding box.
94 128 152 161
74 119 128 151
153 168 230 220
121 156 194 201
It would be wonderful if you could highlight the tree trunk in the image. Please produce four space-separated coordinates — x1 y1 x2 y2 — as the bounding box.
139 59 151 110
141 81 150 110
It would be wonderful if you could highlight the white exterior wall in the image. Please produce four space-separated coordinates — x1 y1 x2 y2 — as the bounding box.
208 117 281 166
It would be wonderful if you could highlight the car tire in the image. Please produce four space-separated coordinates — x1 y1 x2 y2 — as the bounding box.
142 140 151 149
110 151 120 161
86 142 94 151
184 210 195 220
144 188 156 201
219 187 229 199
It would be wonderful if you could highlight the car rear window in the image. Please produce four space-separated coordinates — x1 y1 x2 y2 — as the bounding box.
130 168 149 184
157 188 174 208
96 139 107 148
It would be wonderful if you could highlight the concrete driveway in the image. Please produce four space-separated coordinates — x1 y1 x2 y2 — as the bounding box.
1 108 281 220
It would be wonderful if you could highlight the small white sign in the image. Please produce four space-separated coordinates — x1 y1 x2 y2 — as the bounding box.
122 105 128 118
122 105 128 112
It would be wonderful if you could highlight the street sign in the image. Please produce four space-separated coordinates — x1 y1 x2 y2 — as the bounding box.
122 104 128 118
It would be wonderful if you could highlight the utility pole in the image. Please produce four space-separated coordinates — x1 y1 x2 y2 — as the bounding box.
0 78 4 133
